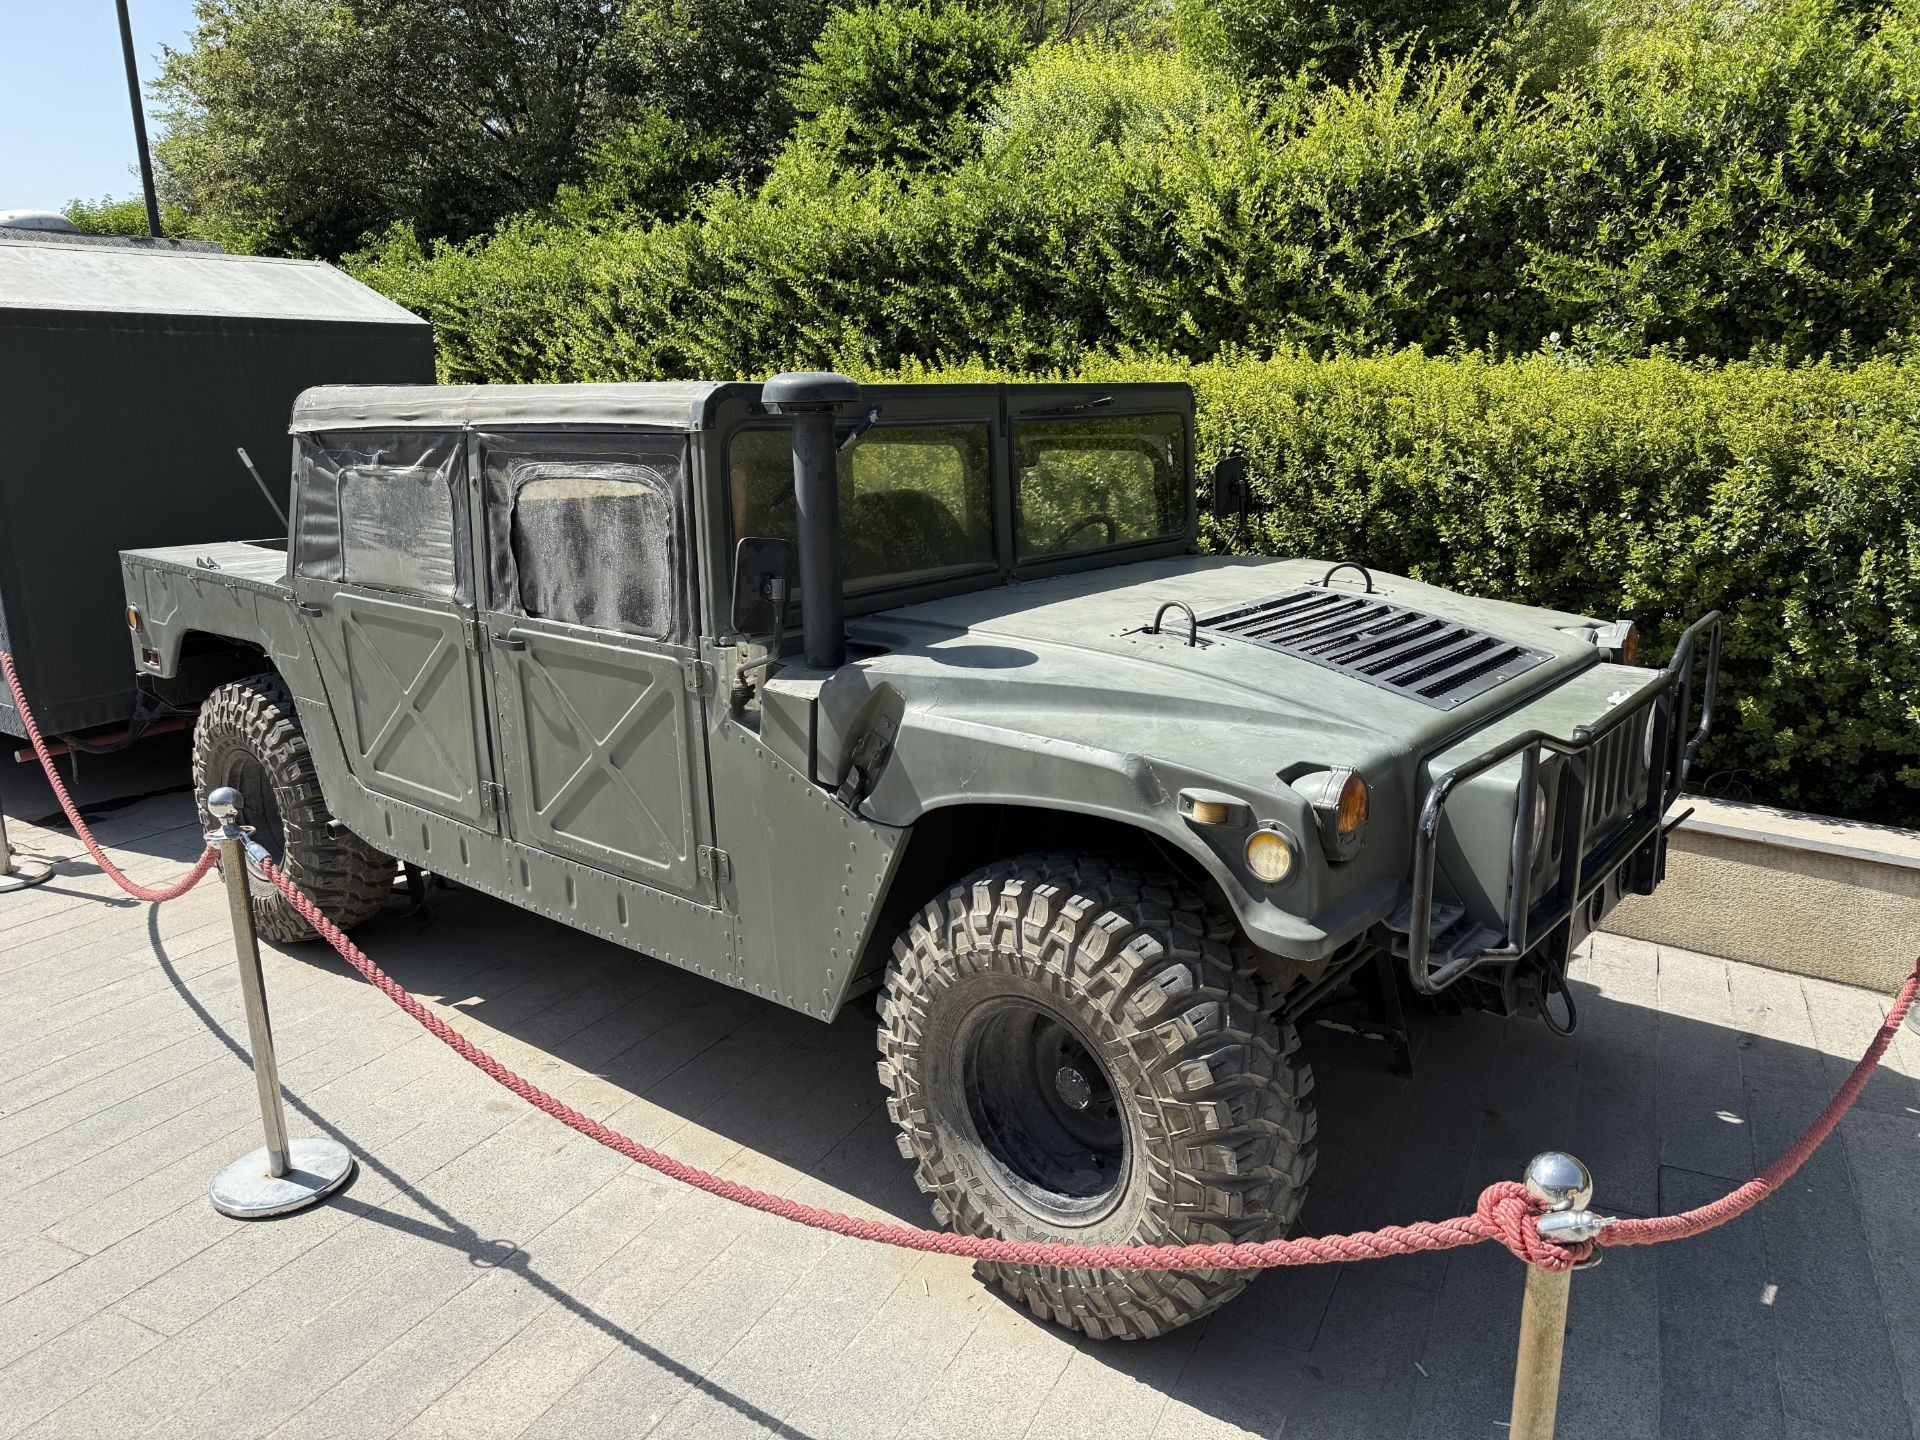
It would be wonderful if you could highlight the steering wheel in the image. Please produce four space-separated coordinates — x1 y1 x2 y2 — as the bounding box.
1054 512 1118 550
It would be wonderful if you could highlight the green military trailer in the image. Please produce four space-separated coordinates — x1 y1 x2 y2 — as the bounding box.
0 223 433 744
119 373 1719 1339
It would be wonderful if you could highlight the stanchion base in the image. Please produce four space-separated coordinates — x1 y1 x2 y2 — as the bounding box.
210 1137 355 1218
0 857 55 892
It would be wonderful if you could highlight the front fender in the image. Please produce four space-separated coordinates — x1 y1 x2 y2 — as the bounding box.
856 705 1395 966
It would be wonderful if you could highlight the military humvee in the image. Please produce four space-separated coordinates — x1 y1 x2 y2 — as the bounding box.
119 373 1718 1339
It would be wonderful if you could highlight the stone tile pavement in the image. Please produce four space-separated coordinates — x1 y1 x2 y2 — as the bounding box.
2 741 1917 1439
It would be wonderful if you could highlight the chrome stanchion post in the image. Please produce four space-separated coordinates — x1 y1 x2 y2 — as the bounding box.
1508 1152 1610 1440
0 803 54 892
206 787 354 1217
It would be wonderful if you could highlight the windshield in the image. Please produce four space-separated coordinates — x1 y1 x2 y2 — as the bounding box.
1014 413 1187 560
729 422 995 590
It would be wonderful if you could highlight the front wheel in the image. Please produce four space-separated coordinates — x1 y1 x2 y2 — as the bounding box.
877 855 1316 1340
192 673 395 943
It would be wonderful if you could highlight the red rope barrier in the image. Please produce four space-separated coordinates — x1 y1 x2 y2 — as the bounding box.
256 851 1582 1271
260 849 1918 1273
1 650 218 903
1599 954 1918 1248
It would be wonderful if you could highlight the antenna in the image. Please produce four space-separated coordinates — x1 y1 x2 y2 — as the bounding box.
236 448 290 530
114 0 163 239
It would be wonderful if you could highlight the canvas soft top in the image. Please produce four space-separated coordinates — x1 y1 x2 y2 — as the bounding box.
292 382 737 434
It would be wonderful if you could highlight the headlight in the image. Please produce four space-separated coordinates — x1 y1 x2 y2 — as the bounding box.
1245 827 1297 884
1644 706 1661 768
1298 767 1369 862
1529 780 1550 867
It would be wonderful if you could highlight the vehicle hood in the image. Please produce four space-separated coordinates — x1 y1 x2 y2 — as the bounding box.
837 555 1608 781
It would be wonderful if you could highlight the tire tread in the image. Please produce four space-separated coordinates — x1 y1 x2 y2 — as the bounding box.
878 851 1317 1340
191 673 394 943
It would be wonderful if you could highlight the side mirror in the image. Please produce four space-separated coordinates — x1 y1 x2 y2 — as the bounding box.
732 537 794 639
1210 455 1248 519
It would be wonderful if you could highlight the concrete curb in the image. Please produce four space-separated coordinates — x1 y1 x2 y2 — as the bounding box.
1607 796 1920 992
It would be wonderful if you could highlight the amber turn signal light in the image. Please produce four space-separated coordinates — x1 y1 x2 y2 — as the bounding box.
1334 771 1369 839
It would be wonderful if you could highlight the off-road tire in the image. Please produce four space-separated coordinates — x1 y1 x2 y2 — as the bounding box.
191 673 395 944
878 854 1316 1340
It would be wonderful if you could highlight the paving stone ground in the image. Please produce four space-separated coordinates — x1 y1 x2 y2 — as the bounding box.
2 740 1917 1440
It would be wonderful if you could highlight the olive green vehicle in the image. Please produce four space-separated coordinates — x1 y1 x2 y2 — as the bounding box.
120 373 1719 1339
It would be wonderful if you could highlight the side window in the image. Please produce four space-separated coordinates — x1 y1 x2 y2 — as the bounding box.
482 435 687 642
295 430 468 602
729 422 995 590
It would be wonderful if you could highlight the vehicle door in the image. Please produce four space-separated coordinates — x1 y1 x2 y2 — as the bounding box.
290 428 496 829
473 430 713 900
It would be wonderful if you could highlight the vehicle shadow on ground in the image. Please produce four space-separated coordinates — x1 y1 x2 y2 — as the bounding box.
144 901 832 1440
147 856 1917 1439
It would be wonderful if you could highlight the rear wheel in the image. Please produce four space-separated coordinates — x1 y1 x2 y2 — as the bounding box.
191 673 395 943
878 854 1316 1340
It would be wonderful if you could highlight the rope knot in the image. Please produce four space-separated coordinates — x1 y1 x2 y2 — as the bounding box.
1475 1181 1592 1272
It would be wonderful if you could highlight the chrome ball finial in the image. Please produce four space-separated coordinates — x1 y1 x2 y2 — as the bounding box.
1523 1151 1593 1212
206 787 241 825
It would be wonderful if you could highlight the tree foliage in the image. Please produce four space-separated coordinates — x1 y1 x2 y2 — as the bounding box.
151 0 837 255
789 2 1033 171
1172 0 1515 87
352 1 1920 376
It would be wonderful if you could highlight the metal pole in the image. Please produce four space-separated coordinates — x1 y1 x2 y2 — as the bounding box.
1508 1152 1608 1440
114 0 164 239
0 804 55 893
205 787 354 1217
1509 1260 1574 1438
214 797 290 1176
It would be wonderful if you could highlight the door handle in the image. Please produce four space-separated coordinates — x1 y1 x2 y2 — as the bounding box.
296 602 323 616
492 633 526 650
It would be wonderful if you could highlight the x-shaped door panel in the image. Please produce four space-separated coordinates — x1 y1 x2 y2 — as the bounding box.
490 626 701 893
323 592 491 827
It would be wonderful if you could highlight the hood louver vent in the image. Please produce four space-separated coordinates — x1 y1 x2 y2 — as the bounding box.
1195 587 1551 709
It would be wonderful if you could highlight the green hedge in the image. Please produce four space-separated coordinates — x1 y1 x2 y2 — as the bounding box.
883 351 1920 826
350 0 1920 379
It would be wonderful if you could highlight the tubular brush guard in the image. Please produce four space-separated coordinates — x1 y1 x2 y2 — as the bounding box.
1404 612 1723 996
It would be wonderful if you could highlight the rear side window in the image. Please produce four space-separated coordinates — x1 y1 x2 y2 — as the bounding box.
482 435 687 642
295 431 468 602
1014 413 1188 560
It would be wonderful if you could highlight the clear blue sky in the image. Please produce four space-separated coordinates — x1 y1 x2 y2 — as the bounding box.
1 1 203 212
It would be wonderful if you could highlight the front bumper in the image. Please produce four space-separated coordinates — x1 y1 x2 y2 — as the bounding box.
1402 611 1723 996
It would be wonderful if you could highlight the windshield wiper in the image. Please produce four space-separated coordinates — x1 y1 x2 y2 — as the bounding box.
1023 395 1114 417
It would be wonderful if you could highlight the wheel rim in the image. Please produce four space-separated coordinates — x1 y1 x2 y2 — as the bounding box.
958 997 1130 1226
213 752 285 896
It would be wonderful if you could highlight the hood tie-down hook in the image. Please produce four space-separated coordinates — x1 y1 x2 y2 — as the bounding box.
1315 562 1379 593
1149 601 1201 647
